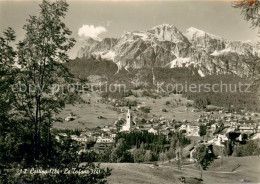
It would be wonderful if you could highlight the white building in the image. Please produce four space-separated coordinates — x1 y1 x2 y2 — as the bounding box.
111 133 117 139
239 123 255 133
101 126 111 132
55 133 68 142
179 124 187 131
96 136 113 143
187 124 200 137
65 114 75 122
148 127 158 135
211 124 217 132
71 135 88 142
209 134 228 146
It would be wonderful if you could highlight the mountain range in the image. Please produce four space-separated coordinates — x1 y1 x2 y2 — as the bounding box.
76 24 260 79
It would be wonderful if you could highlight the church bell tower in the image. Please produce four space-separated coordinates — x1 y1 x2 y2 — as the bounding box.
126 105 132 130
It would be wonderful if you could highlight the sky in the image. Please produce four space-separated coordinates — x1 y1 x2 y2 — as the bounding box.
0 0 259 58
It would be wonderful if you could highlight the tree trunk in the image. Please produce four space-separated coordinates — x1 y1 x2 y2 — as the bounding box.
34 97 39 161
200 165 203 180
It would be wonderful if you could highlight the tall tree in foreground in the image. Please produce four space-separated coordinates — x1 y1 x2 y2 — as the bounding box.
233 0 259 32
16 0 76 162
1 1 111 183
0 28 16 120
193 145 214 180
233 0 260 106
171 132 188 170
0 27 18 182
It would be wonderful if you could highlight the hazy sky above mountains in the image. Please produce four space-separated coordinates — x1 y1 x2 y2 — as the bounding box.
0 1 258 58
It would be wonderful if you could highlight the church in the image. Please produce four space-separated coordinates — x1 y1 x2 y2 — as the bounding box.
120 106 132 132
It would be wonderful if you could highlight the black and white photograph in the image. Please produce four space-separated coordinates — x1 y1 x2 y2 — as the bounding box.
0 0 260 183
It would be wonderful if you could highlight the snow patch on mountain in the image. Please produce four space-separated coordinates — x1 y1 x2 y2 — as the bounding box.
132 32 149 41
198 69 205 77
102 51 116 61
210 48 232 56
168 57 192 68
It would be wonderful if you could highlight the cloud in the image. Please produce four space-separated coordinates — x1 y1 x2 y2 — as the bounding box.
78 25 107 39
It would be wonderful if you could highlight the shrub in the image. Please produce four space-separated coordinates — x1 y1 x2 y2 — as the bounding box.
140 106 151 113
233 140 260 157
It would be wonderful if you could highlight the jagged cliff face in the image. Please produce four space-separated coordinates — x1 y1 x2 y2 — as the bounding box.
77 24 259 78
77 37 118 58
185 27 226 53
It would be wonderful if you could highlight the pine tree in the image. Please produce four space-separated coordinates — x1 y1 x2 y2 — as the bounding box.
233 0 260 31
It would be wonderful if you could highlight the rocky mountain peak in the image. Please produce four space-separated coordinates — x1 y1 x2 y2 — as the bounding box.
185 27 222 41
148 24 189 43
184 27 226 54
76 24 259 79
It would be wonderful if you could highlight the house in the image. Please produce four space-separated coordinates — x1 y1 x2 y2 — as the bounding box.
179 124 187 131
257 125 260 133
101 126 111 132
94 134 114 153
96 136 113 143
229 122 238 130
252 113 258 117
209 134 228 147
177 123 200 136
64 113 76 122
148 127 158 135
191 109 199 112
217 134 228 144
111 133 117 139
159 129 170 136
226 127 236 133
211 124 217 132
186 124 200 137
55 133 68 142
239 123 255 134
94 142 112 153
84 131 93 137
71 135 88 143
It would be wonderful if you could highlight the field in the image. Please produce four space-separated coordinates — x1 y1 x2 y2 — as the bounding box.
101 156 260 184
53 92 120 129
53 92 209 130
53 90 260 130
125 93 206 122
